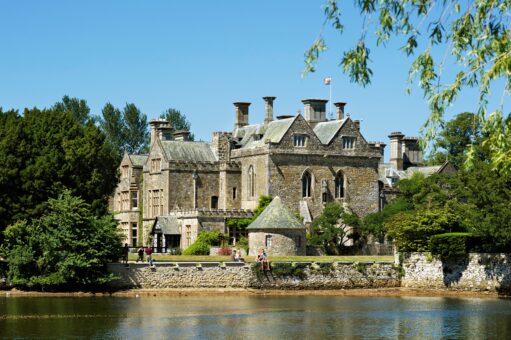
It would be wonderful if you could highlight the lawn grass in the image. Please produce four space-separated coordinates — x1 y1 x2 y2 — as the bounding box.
128 254 394 263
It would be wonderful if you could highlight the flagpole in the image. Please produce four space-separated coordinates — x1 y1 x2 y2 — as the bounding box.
329 76 332 119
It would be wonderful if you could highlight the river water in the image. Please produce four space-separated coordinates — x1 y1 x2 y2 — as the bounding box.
1 295 511 339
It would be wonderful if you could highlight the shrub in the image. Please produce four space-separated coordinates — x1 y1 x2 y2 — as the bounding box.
430 232 477 259
182 231 225 255
271 262 308 279
217 246 232 256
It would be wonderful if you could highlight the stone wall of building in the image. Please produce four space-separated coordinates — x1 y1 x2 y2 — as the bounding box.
239 154 270 210
269 154 379 219
401 252 511 293
248 230 306 256
107 261 399 290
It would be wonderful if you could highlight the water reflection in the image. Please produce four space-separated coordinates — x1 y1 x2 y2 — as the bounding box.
1 295 511 338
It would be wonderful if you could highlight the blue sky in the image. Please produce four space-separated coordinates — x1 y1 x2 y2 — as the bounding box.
0 1 493 157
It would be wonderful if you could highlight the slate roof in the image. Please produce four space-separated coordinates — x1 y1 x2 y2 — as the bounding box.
247 196 305 230
160 140 217 162
234 117 296 149
128 154 148 167
152 216 181 235
313 119 346 144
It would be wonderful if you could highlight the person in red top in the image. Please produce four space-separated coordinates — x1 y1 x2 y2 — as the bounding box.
144 246 153 266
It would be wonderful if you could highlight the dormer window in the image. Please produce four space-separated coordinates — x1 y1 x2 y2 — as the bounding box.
342 137 356 149
294 134 308 147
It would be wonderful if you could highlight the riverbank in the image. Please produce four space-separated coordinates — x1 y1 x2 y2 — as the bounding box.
1 287 508 299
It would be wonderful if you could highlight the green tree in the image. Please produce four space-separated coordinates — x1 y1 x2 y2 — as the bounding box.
385 207 465 252
99 103 124 158
123 103 149 154
306 1 511 173
428 112 483 168
309 202 360 254
0 107 119 232
1 191 122 290
160 108 195 141
53 95 92 125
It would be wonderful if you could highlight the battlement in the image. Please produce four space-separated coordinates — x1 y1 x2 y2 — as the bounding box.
169 208 254 219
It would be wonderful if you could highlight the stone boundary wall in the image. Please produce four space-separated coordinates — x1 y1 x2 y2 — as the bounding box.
107 261 399 290
401 252 511 293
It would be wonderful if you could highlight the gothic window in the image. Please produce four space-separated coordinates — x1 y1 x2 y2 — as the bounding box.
248 166 255 198
302 171 312 198
342 137 356 149
335 171 345 198
294 134 308 147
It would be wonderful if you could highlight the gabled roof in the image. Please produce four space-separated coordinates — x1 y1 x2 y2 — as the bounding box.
313 119 347 144
152 216 181 235
128 154 148 167
233 117 296 149
247 196 305 230
160 140 217 162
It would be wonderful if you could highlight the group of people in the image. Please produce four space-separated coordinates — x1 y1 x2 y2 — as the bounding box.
122 243 154 266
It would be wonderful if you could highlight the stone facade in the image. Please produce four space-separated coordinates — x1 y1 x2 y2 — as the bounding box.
401 252 511 293
112 97 387 251
107 261 399 290
249 230 306 256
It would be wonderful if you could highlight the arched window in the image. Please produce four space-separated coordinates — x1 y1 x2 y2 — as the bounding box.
302 171 312 198
248 166 255 198
335 171 345 198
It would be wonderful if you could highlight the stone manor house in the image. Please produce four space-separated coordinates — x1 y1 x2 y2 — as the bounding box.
111 97 427 252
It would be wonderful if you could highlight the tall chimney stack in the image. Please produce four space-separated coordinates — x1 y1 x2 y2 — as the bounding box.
302 99 328 128
233 102 250 129
263 96 276 124
149 119 172 145
389 132 405 170
334 102 346 120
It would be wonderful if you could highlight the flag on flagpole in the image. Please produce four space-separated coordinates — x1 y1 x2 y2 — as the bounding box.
324 77 331 85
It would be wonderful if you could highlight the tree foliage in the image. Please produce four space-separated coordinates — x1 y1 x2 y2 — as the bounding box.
98 102 150 156
1 191 122 290
52 95 92 126
308 202 360 254
428 112 483 168
0 107 119 233
160 108 195 141
306 0 511 173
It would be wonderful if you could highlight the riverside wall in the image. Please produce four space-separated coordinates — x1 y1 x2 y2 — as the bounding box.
107 253 511 292
107 261 399 290
401 252 511 293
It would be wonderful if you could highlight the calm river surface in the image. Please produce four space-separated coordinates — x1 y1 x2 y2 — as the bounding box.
1 295 511 339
